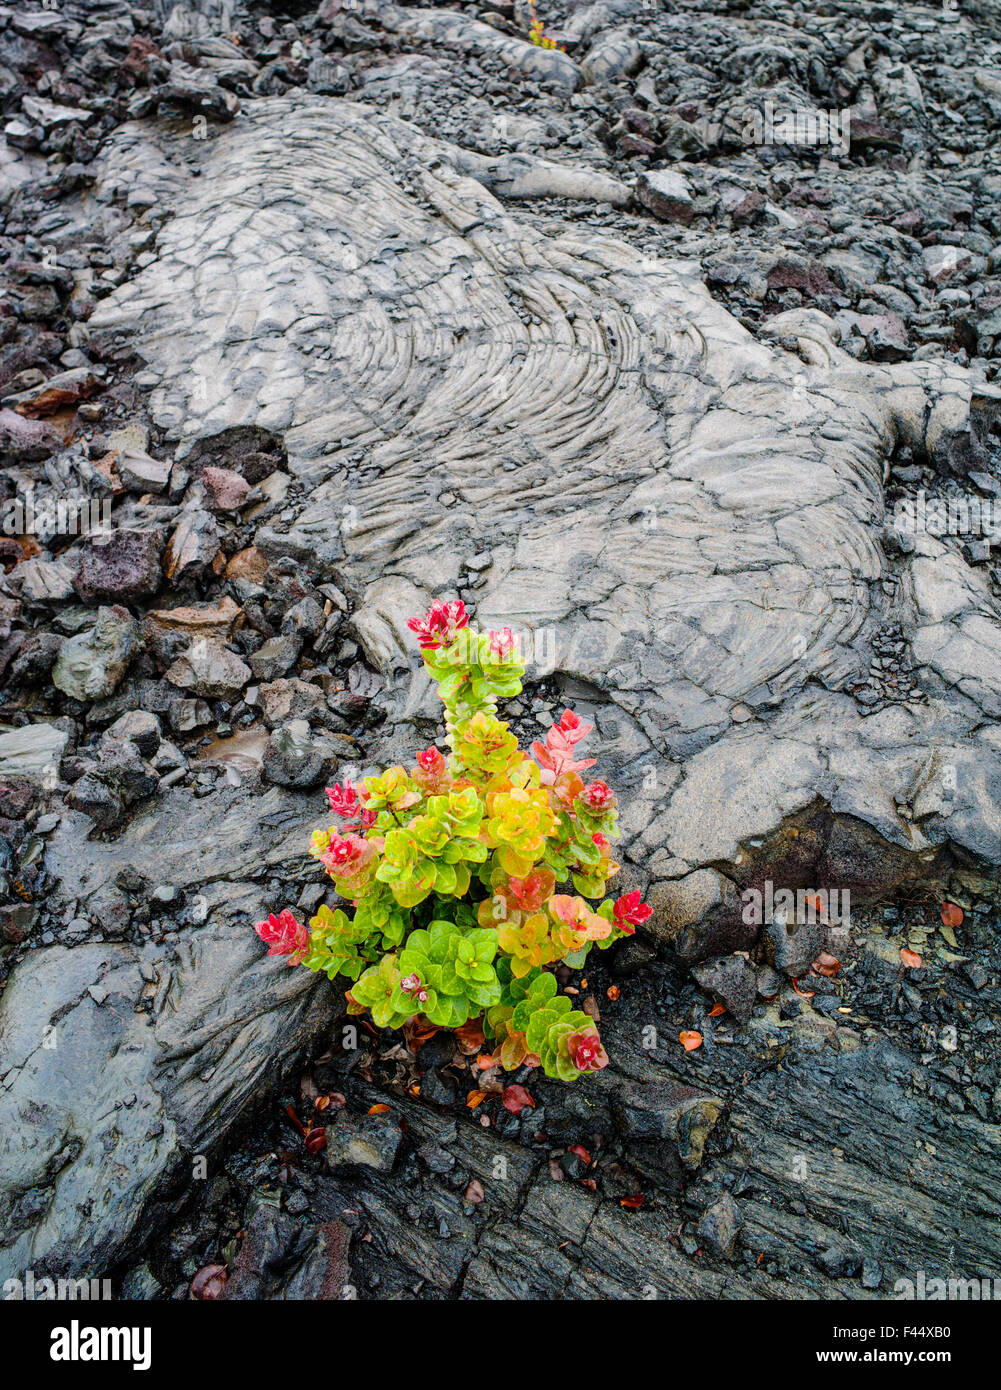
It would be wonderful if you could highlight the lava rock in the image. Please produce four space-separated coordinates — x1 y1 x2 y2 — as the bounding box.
324 1110 403 1173
762 916 826 978
52 606 140 701
248 633 302 680
262 719 326 788
692 954 757 1024
105 710 162 759
165 639 252 700
636 169 695 224
74 530 164 603
696 1192 741 1258
0 722 68 779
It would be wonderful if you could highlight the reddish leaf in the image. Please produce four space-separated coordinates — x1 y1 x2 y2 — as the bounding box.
404 1017 440 1051
465 1089 488 1109
707 1002 726 1018
811 951 841 978
568 1144 592 1166
464 1179 485 1204
284 1103 307 1137
790 977 815 998
940 902 964 929
900 948 923 969
606 985 621 1001
502 1084 536 1116
304 1127 327 1154
190 1264 228 1300
454 1019 486 1054
620 1193 645 1210
679 1030 703 1051
367 1103 390 1115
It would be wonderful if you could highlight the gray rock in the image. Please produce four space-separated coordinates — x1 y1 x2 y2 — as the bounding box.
263 719 326 788
165 638 252 700
106 710 162 758
9 556 76 603
91 737 159 806
324 1111 404 1173
0 722 68 780
257 678 326 729
67 773 123 828
87 98 1001 944
281 597 324 641
163 510 219 581
116 449 172 494
582 30 643 84
377 5 582 93
636 169 695 224
647 870 745 960
692 954 757 1024
603 1075 722 1169
52 606 139 702
696 1193 741 1258
249 633 302 680
763 916 826 978
0 787 334 1281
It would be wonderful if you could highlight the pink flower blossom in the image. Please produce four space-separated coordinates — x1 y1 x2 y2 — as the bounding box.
417 747 446 776
254 909 309 966
400 972 429 1004
613 890 652 935
407 600 470 651
488 627 518 660
578 780 616 813
555 709 592 744
531 708 596 782
414 745 450 794
324 783 375 829
326 782 358 817
320 833 371 877
567 1029 608 1073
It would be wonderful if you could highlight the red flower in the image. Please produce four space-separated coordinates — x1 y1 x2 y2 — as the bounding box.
325 781 358 817
578 780 616 813
414 745 451 794
320 833 371 877
407 600 469 651
567 1029 609 1073
255 909 309 966
324 782 375 830
488 627 518 660
613 890 652 935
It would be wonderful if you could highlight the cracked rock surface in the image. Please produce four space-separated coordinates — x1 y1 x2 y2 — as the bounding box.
89 92 1001 903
